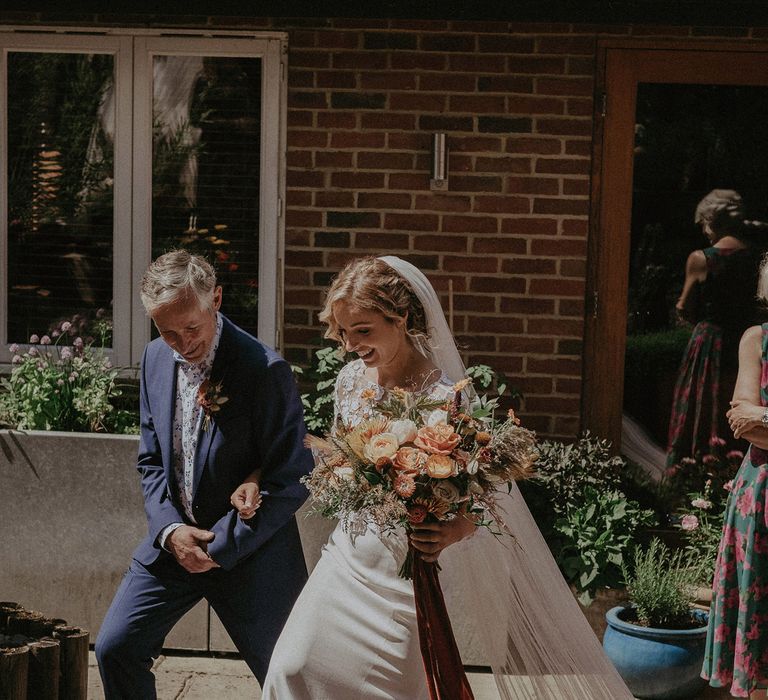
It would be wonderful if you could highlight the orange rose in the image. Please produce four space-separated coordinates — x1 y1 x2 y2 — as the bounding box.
425 453 457 479
393 447 426 474
414 423 461 455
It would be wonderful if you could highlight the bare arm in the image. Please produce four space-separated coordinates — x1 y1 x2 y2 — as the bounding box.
726 326 768 447
675 250 707 324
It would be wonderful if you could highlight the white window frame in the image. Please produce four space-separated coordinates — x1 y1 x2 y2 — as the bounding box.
0 27 286 368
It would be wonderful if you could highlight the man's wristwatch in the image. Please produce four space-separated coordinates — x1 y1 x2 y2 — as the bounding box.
761 408 768 426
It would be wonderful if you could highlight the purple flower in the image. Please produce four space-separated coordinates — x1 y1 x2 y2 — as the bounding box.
692 498 713 510
27 347 38 357
709 436 726 447
40 335 51 345
68 374 76 382
96 308 106 319
8 343 19 354
11 355 22 364
51 330 60 338
73 337 83 349
60 321 72 332
29 334 39 344
60 347 73 361
57 378 64 386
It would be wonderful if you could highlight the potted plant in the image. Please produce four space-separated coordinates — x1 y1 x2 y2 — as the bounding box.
603 538 709 699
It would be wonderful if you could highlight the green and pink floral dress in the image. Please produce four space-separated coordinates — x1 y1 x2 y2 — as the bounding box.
702 323 768 697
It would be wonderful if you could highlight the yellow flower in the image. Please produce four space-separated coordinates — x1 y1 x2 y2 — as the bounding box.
425 453 457 479
452 378 471 393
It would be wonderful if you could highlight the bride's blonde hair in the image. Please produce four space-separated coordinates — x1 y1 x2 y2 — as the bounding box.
319 256 430 349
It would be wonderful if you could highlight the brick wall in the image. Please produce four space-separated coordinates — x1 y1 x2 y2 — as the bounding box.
0 10 763 439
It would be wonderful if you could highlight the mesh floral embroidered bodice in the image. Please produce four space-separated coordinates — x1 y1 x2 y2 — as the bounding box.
333 359 454 428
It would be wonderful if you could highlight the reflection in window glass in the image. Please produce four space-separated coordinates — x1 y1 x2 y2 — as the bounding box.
7 52 115 346
151 55 262 337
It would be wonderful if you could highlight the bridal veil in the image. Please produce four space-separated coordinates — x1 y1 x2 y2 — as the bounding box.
379 256 632 700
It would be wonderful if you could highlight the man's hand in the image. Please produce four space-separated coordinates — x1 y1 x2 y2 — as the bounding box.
230 481 262 520
167 526 220 573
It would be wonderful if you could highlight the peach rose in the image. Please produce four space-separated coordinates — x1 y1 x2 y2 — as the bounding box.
393 446 426 473
363 432 399 462
414 423 461 455
425 453 457 479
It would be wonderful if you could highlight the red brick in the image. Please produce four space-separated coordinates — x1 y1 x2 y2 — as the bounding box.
389 173 431 191
474 196 531 214
560 259 586 276
558 339 583 355
454 335 497 352
331 172 386 189
444 256 499 273
527 357 581 376
536 36 595 55
361 72 418 90
631 25 692 37
450 95 507 113
451 136 504 152
288 110 314 127
561 219 589 237
509 55 567 75
506 137 562 155
478 35 535 53
520 414 554 434
692 26 750 38
500 297 555 314
559 299 585 317
315 191 355 208
357 151 414 169
288 91 329 110
525 396 581 413
565 140 592 157
316 71 357 89
472 237 527 254
556 377 582 394
388 133 432 151
507 176 559 195
567 98 594 117
497 337 556 355
528 279 584 298
501 218 558 236
284 266 310 285
468 316 524 333
288 50 331 69
466 354 523 375
449 54 506 73
443 215 499 234
330 132 386 149
537 117 593 138
316 29 360 49
536 77 594 97
315 151 354 168
478 76 535 94
552 415 581 439
450 175 504 193
389 92 448 112
470 276 526 294
533 198 590 216
332 51 388 70
420 33 476 52
567 56 596 75
414 235 468 252
414 194 472 212
507 375 555 394
420 74 477 92
535 158 590 175
390 52 447 71
287 151 313 168
452 294 497 311
357 192 413 209
429 275 467 293
287 30 316 47
384 213 440 231
501 257 557 274
530 238 586 256
287 190 312 206
475 156 532 174
527 317 584 335
355 232 411 249
508 96 565 115
317 112 357 129
285 249 324 267
287 170 325 188
288 130 329 148
361 113 417 130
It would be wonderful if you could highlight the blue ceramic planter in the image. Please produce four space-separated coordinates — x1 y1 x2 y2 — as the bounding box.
603 606 708 700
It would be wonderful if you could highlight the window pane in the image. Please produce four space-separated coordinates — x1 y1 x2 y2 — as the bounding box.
151 55 262 337
7 51 115 346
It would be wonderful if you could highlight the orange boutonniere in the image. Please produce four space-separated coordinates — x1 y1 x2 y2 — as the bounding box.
197 379 229 431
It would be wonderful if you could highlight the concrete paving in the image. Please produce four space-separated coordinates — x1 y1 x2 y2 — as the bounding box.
87 651 503 699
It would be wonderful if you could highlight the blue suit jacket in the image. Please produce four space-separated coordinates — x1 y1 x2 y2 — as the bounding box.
131 315 312 572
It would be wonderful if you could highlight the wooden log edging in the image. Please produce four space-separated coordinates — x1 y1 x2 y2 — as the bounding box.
0 602 88 700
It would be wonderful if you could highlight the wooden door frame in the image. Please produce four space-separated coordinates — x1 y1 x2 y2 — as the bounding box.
582 38 768 449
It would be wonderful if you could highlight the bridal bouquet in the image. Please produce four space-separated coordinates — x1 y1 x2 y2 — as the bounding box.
303 378 538 578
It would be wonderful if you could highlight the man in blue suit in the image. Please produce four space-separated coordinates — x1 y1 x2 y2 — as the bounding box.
96 250 312 697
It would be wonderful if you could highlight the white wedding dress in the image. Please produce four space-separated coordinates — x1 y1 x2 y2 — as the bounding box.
261 359 454 699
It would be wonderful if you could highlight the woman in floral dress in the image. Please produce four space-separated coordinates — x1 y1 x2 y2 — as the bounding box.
666 189 766 470
702 256 768 698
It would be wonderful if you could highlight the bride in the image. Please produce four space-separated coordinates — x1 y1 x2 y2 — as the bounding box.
236 255 632 699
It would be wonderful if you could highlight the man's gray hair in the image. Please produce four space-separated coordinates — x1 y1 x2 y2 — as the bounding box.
140 250 217 314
